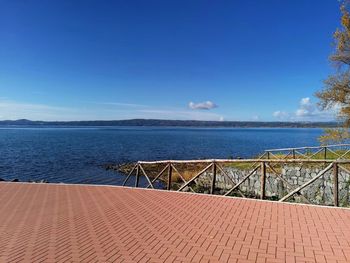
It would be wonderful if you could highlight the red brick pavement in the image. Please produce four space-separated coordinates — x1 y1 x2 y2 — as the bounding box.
1 182 350 262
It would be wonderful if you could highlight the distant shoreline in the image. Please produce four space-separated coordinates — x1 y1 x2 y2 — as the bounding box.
0 119 339 128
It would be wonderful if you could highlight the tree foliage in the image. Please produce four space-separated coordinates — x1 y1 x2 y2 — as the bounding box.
318 128 350 144
316 1 350 143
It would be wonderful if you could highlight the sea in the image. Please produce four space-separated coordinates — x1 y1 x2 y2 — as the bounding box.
0 127 323 186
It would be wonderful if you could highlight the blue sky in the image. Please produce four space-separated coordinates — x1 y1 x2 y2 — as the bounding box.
0 0 342 121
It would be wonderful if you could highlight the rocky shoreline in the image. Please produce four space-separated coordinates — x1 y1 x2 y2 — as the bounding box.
0 178 50 183
103 162 136 174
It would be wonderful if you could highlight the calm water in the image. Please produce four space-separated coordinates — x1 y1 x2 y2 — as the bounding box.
0 127 322 185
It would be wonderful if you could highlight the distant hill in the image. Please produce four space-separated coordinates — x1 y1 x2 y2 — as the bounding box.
0 119 339 128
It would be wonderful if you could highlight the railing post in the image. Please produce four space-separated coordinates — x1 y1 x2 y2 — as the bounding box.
267 151 270 159
210 161 217 194
260 161 266 199
324 147 327 160
135 163 140 187
333 162 339 207
167 163 172 190
292 149 296 159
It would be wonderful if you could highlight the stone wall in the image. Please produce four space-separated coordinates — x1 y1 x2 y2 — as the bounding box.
193 164 350 207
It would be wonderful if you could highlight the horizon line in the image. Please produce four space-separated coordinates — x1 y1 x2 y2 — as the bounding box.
0 118 339 124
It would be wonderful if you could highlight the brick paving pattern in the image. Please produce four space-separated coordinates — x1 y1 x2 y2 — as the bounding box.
1 183 350 262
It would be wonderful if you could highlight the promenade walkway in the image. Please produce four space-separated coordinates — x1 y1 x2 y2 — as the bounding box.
0 182 350 262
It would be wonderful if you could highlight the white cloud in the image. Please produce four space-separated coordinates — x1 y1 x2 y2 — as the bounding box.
251 115 260 121
273 111 289 120
273 97 339 121
295 97 315 117
189 101 218 110
300 97 311 105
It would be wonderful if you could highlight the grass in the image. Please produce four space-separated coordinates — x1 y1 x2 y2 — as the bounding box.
139 162 211 184
267 149 350 160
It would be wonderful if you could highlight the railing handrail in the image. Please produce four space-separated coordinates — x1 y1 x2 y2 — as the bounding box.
123 158 348 207
137 158 350 164
125 144 350 207
265 143 350 152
